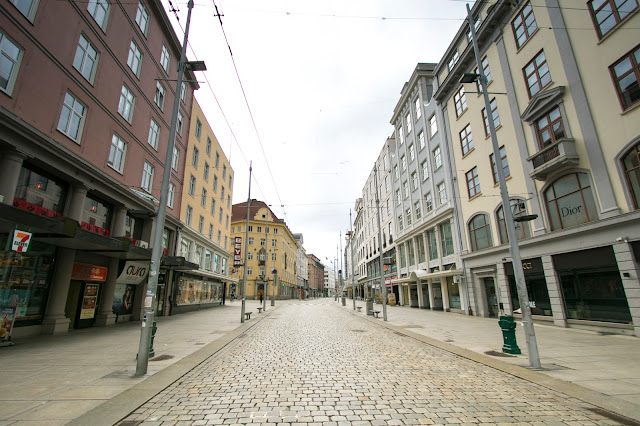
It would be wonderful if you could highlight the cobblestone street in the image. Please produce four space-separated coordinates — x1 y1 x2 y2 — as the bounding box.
121 300 624 425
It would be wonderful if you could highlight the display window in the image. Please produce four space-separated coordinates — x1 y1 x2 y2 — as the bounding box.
176 275 222 305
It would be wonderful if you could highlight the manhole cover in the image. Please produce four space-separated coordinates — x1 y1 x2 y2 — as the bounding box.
484 350 517 357
150 354 174 361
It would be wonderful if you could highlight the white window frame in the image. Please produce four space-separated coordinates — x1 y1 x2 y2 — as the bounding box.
160 45 170 73
0 31 23 96
148 118 160 150
422 160 429 181
192 146 199 168
437 182 447 204
172 146 179 171
406 112 412 134
189 174 196 196
57 92 86 143
135 1 150 35
73 33 98 83
118 85 135 122
415 97 422 120
195 118 202 140
433 146 442 169
9 0 40 21
127 40 142 77
186 205 193 226
177 111 183 135
201 188 207 207
154 81 165 110
168 182 175 208
108 133 126 173
87 0 109 31
141 161 154 193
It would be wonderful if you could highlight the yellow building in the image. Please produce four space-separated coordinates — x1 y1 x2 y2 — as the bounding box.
172 98 235 313
230 201 300 300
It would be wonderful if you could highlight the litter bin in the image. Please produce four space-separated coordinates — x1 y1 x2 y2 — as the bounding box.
341 295 346 306
366 298 373 316
498 315 521 354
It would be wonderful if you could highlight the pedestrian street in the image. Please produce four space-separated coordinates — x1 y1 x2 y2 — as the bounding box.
121 299 623 425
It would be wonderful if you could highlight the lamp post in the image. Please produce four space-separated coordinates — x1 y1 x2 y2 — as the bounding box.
135 0 206 376
374 165 387 321
240 167 253 323
349 210 356 311
464 3 541 369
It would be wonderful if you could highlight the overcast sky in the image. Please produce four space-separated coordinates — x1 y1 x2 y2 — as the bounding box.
161 0 469 267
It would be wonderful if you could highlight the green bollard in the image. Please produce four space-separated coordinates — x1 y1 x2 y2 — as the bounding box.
498 315 521 354
149 321 157 358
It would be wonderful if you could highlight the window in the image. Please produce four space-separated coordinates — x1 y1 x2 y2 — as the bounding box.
177 111 183 135
57 92 86 142
87 0 109 30
414 201 422 220
460 124 474 155
623 142 640 209
440 222 454 256
219 207 223 223
108 134 126 173
206 137 212 156
589 0 638 39
411 172 418 190
482 98 500 135
433 146 442 169
429 115 438 137
401 155 406 171
448 50 459 71
215 152 220 168
186 205 193 226
9 0 38 20
395 189 401 205
227 195 230 208
247 252 253 261
524 51 551 98
490 146 510 184
73 34 98 82
454 86 467 117
210 198 216 214
248 237 254 245
611 45 640 110
127 40 142 77
397 215 403 231
201 188 207 207
213 175 218 192
403 181 409 199
118 85 135 122
160 45 170 73
437 181 446 204
467 18 481 42
189 174 196 196
247 267 253 276
406 208 412 226
427 229 438 260
409 144 415 162
398 126 404 145
172 147 179 171
415 98 422 120
204 162 209 182
497 199 531 244
192 147 199 168
384 175 390 192
0 32 22 95
406 112 412 134
417 131 425 151
221 186 225 200
260 238 266 247
154 81 165 109
135 1 149 34
181 82 186 103
512 2 537 48
168 182 175 208
544 172 598 231
476 56 492 93
198 215 204 233
536 106 565 148
141 161 154 193
422 161 429 181
425 192 433 212
148 119 160 149
195 118 202 140
469 214 493 251
466 167 481 198
394 165 399 180
223 165 227 180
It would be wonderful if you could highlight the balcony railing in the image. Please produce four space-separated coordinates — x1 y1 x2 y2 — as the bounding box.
527 138 579 181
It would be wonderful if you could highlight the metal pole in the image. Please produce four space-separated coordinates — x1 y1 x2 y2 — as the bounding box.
263 208 269 312
240 165 252 323
135 0 195 376
466 4 541 368
350 210 356 311
374 165 387 321
271 235 276 306
340 231 345 306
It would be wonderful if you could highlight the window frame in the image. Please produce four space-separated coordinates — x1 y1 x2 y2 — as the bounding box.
168 182 175 208
87 0 110 31
154 81 165 110
481 98 501 136
127 40 142 77
433 146 442 170
135 1 150 35
524 50 551 98
118 84 135 123
610 44 640 111
588 0 639 39
160 45 170 73
490 145 510 184
108 133 126 173
511 1 538 49
172 146 179 171
141 161 154 193
148 118 160 150
460 124 474 156
468 214 493 251
466 166 481 198
73 33 99 83
0 31 23 96
454 86 467 117
9 0 40 21
437 181 447 204
57 91 86 143
429 114 438 137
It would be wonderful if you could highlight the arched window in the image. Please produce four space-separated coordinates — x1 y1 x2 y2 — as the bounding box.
469 214 493 251
496 199 531 244
544 172 598 231
622 142 640 209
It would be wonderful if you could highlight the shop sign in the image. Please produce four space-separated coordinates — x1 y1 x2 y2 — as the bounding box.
11 229 32 253
233 237 242 266
117 261 149 284
71 263 107 282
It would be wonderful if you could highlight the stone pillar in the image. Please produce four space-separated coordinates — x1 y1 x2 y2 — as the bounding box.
95 257 119 326
67 184 88 221
441 278 450 312
416 280 424 308
613 241 640 337
542 255 567 328
427 281 435 310
0 150 27 204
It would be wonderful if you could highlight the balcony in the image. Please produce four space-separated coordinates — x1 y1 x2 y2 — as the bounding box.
527 138 579 181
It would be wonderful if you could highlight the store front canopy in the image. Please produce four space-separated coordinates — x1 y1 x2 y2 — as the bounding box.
0 203 151 260
391 268 463 284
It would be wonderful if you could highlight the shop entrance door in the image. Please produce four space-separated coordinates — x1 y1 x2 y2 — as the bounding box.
409 285 419 307
484 278 498 318
156 284 165 317
65 281 100 329
432 282 443 310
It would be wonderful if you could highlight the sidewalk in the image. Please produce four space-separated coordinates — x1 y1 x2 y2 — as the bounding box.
338 299 640 417
0 300 265 425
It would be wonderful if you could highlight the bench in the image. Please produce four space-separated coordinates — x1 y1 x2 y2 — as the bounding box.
245 312 252 320
372 310 381 318
356 307 362 312
257 307 263 314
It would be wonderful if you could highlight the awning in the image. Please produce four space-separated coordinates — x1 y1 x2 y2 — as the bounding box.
183 267 239 283
161 255 198 270
391 269 463 284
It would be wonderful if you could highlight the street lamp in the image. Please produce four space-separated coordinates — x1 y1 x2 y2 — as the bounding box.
135 0 206 376
464 3 541 369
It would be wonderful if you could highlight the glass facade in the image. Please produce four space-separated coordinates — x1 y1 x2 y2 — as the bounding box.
505 258 552 316
176 274 223 306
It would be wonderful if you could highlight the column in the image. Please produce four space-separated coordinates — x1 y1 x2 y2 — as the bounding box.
441 278 450 312
613 241 640 337
41 184 88 335
0 150 27 204
427 280 435 310
496 264 510 315
416 280 424 308
542 255 567 328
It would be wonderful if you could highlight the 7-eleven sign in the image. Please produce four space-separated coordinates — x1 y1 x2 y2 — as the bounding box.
12 229 33 253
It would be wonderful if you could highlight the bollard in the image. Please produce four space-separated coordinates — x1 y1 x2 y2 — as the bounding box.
149 320 157 358
366 298 374 316
498 315 521 354
341 295 346 306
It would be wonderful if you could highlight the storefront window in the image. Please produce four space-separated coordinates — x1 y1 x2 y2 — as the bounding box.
81 194 112 236
176 275 223 305
544 172 598 231
446 276 461 309
0 238 56 326
14 166 67 217
505 258 552 316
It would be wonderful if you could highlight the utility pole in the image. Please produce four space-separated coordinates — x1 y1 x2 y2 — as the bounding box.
465 3 540 368
374 165 387 321
340 231 345 306
135 0 203 376
263 208 269 312
240 165 252 323
350 210 356 311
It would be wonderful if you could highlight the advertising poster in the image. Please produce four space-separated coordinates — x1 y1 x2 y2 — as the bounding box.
112 283 135 315
0 306 17 342
0 289 30 317
79 284 99 320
